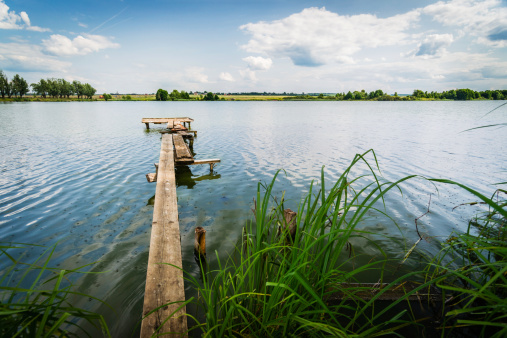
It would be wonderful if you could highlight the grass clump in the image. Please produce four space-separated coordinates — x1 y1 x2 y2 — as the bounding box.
0 243 111 337
177 150 506 337
183 150 439 337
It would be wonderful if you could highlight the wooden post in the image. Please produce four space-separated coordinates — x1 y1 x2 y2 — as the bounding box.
145 122 150 130
194 227 206 260
283 209 297 243
141 134 187 337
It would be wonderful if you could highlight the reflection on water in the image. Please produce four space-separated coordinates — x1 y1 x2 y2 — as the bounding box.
0 101 505 336
175 165 221 189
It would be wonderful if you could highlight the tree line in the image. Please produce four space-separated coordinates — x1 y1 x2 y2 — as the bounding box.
412 88 506 100
156 89 191 101
284 88 506 101
0 70 96 99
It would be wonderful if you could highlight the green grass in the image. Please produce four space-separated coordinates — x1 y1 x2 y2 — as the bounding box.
0 243 111 337
170 149 507 337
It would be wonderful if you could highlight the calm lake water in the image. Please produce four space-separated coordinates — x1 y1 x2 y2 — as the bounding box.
0 101 505 336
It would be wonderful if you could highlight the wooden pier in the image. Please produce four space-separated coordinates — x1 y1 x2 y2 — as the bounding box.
142 117 194 130
141 118 219 337
141 134 187 337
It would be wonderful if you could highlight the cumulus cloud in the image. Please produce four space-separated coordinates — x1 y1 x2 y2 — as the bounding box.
42 34 120 56
0 0 21 29
423 0 507 47
0 42 71 72
219 72 235 82
408 33 454 57
243 56 272 70
0 1 49 31
240 7 420 67
19 11 29 26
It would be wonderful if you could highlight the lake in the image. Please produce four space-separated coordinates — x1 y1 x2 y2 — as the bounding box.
0 101 505 336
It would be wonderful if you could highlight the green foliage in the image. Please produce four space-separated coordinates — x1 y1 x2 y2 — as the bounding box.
203 92 219 101
0 70 8 99
180 151 438 336
425 182 507 337
156 89 168 101
169 89 180 100
344 91 353 100
102 93 112 101
11 74 29 98
0 243 111 337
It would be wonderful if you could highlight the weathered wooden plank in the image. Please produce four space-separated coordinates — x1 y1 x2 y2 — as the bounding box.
173 134 194 164
141 134 187 337
142 117 194 123
185 159 220 165
156 159 220 168
146 173 156 183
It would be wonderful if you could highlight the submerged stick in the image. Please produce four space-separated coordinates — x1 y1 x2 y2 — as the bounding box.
194 227 206 260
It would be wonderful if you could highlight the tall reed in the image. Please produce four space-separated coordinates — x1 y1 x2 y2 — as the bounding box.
182 150 439 336
0 243 111 337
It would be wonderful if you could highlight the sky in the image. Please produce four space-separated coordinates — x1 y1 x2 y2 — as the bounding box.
0 0 506 94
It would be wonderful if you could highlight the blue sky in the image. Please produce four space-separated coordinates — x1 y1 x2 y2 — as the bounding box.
1 0 506 94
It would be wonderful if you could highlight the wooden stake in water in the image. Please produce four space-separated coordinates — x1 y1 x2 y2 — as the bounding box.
194 227 206 259
284 209 297 243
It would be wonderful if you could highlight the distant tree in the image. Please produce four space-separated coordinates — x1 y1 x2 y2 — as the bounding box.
58 79 73 98
72 81 84 99
412 89 425 98
169 89 180 100
10 74 28 98
456 88 475 100
394 92 398 97
203 92 217 101
180 90 190 100
0 70 8 98
491 90 504 100
156 89 169 101
353 91 364 100
83 83 96 99
344 91 353 100
103 93 113 101
214 94 219 100
318 93 324 99
46 78 60 98
31 79 49 98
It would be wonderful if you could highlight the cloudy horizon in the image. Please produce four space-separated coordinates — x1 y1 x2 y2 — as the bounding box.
1 0 506 94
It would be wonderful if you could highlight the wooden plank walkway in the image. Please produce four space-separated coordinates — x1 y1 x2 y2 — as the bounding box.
142 117 194 130
173 134 194 164
141 134 187 337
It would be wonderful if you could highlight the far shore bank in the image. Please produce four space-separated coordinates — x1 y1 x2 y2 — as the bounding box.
1 94 504 102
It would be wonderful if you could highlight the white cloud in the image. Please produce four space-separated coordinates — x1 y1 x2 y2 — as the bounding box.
0 1 49 31
243 56 272 70
0 0 22 29
78 22 88 28
408 33 454 58
239 68 257 81
185 67 209 83
42 34 120 56
423 0 507 47
0 42 72 72
219 72 235 82
240 7 420 67
19 11 29 26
